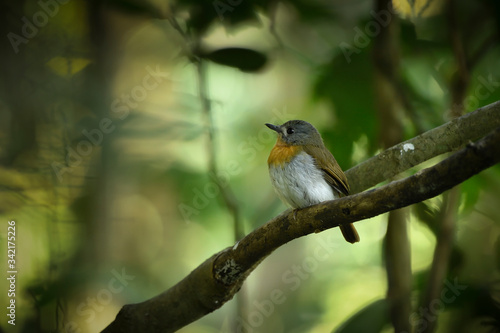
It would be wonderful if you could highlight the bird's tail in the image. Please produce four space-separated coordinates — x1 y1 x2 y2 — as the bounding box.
340 223 360 244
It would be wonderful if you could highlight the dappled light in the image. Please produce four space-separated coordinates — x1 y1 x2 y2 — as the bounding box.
1 1 500 333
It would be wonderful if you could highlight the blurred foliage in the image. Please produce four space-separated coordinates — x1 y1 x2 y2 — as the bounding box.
314 49 377 167
334 299 390 333
0 0 500 332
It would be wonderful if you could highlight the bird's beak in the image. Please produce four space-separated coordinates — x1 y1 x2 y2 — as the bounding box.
265 123 280 133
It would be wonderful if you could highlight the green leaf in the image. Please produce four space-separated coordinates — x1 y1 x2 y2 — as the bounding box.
314 48 377 168
201 47 268 72
413 200 440 236
333 299 390 333
460 176 482 212
183 1 218 34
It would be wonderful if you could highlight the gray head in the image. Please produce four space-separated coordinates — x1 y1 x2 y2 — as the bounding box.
265 120 324 146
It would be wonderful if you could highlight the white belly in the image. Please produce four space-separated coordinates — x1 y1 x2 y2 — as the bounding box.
269 151 338 209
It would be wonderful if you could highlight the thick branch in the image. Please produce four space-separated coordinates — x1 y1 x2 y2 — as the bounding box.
103 124 500 333
347 100 500 193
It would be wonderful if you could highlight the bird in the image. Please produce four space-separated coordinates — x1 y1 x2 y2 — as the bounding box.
265 120 359 244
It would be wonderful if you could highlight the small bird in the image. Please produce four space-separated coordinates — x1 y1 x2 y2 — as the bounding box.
265 120 359 244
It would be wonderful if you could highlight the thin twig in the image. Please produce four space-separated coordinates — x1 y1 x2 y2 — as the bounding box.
269 1 284 48
196 60 244 241
167 12 247 326
196 58 246 332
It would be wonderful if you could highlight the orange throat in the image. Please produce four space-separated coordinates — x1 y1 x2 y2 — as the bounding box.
268 139 301 167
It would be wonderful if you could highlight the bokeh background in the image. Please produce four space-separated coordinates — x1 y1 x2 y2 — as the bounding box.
1 0 500 332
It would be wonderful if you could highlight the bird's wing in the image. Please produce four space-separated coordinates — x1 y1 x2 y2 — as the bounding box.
303 145 350 196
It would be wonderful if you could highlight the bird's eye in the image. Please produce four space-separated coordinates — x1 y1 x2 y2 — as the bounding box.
286 128 294 135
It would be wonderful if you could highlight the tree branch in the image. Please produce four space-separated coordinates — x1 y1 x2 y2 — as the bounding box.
347 100 500 193
102 111 500 333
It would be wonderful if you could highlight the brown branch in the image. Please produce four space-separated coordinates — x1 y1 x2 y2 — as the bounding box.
372 0 412 329
347 100 500 193
448 0 469 118
102 122 500 332
419 187 460 332
419 4 470 331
